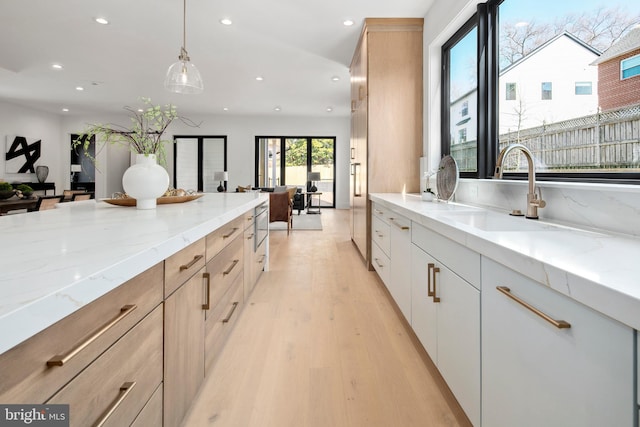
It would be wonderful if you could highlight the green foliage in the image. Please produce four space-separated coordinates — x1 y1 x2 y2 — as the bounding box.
285 138 334 167
0 182 13 191
16 184 33 193
73 97 198 166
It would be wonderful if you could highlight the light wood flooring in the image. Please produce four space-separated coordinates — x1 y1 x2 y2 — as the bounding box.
182 209 471 427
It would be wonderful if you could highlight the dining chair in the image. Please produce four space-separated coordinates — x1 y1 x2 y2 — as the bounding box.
268 191 293 234
31 195 64 211
71 192 93 201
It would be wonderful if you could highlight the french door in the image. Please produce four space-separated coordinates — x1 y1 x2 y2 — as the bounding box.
173 136 227 192
256 136 335 208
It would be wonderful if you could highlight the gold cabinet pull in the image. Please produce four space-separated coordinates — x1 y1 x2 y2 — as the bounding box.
432 265 441 303
246 215 254 221
258 255 266 264
222 302 239 323
93 381 136 427
223 259 240 276
47 305 137 367
389 218 410 230
222 227 239 239
180 254 204 271
374 258 384 269
247 233 255 240
427 263 435 297
497 286 571 329
202 272 211 310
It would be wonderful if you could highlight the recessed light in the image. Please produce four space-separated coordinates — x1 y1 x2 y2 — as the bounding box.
256 76 264 81
75 86 84 91
326 107 333 112
274 106 281 112
223 107 229 111
52 64 63 70
343 19 355 27
62 108 69 112
220 18 232 25
95 17 109 25
331 76 340 82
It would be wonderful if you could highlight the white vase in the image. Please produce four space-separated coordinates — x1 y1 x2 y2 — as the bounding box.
122 154 169 209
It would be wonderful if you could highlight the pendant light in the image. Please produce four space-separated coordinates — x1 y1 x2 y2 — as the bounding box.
164 0 203 94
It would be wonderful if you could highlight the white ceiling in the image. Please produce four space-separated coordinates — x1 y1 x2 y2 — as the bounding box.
0 0 434 118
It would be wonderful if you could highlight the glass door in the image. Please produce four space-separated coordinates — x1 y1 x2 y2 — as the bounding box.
310 138 335 208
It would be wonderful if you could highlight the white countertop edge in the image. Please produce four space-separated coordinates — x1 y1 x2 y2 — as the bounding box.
370 193 640 331
0 195 267 355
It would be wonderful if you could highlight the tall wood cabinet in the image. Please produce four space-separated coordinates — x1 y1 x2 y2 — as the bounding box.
349 18 423 265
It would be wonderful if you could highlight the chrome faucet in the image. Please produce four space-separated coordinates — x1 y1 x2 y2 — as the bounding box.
494 144 546 219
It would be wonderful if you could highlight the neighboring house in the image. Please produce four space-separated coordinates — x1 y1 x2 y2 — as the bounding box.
498 32 600 134
592 27 640 111
450 32 601 142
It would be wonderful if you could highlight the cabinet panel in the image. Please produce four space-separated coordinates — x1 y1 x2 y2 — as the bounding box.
482 257 634 427
371 241 390 286
205 234 243 318
372 215 390 257
244 224 256 300
131 383 162 427
47 305 163 427
164 266 207 427
410 244 438 359
0 263 163 404
206 216 244 262
389 213 412 322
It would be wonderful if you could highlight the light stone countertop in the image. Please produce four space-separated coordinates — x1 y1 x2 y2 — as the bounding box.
370 193 640 332
0 192 268 355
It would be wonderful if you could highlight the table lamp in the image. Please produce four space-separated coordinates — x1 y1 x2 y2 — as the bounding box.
214 171 228 192
71 164 82 182
307 172 321 192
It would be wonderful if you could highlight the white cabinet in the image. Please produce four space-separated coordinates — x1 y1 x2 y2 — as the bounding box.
482 257 635 427
411 223 480 426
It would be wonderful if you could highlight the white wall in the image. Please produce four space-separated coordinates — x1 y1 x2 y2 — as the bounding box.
0 101 65 192
0 99 350 208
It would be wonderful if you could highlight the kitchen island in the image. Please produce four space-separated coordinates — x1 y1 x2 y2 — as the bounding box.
0 192 268 354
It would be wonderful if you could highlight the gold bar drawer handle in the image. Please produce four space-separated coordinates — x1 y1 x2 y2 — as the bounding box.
246 215 254 221
202 272 211 310
180 254 204 271
258 255 266 264
47 305 137 367
222 302 239 323
93 381 136 427
223 227 239 239
223 259 240 276
389 218 410 230
497 286 571 329
247 233 255 240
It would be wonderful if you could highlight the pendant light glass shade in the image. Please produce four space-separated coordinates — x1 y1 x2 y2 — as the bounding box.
164 0 203 94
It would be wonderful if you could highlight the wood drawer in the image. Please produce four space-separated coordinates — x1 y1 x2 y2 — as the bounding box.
205 233 244 317
205 272 244 372
165 238 206 297
131 383 163 427
206 216 244 262
244 225 256 300
243 209 256 230
372 215 391 256
47 305 163 427
0 263 163 404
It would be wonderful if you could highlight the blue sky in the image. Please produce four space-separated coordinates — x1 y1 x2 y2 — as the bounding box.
449 0 640 100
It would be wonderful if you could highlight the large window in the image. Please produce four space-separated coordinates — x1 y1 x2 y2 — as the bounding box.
442 0 640 181
173 136 226 192
256 136 336 208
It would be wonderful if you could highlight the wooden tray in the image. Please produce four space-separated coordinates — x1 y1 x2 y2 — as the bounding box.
102 194 204 207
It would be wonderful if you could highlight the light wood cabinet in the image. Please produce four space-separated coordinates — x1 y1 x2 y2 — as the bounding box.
411 223 480 426
48 305 163 427
204 234 244 371
131 384 163 427
349 18 423 266
165 238 206 297
0 263 163 405
163 266 207 427
482 257 635 427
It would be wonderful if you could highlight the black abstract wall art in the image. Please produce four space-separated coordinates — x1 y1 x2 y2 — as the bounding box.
5 135 41 173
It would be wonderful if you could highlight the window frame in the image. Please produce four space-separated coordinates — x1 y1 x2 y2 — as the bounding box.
621 54 640 79
441 0 640 184
574 81 593 95
505 82 517 100
541 82 553 100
